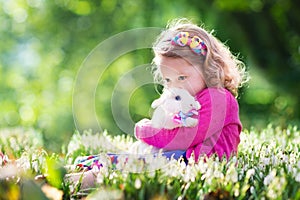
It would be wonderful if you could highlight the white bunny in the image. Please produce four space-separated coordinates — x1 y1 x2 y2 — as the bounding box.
151 88 201 129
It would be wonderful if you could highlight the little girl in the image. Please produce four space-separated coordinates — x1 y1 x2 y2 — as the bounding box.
67 18 248 188
135 18 248 161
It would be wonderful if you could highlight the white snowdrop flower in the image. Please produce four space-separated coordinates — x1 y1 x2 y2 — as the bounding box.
201 167 214 184
270 140 277 148
109 171 118 180
239 174 243 181
225 164 238 183
231 156 237 163
212 161 219 169
287 164 293 173
214 170 224 180
255 151 261 158
234 187 239 197
271 155 278 166
180 160 187 171
297 160 300 169
282 154 288 163
16 154 31 171
287 129 291 136
266 176 286 199
264 146 270 155
176 160 187 177
187 155 195 165
263 157 270 165
147 155 168 172
9 137 20 152
238 157 244 165
263 170 276 186
267 188 276 199
31 160 39 172
277 150 283 157
250 186 255 194
161 159 180 178
38 154 46 167
147 170 156 178
246 168 255 179
250 151 255 161
295 172 300 182
143 154 154 164
205 168 213 178
133 161 145 173
258 163 265 171
280 176 286 186
100 165 109 177
184 165 197 182
134 178 142 189
96 172 104 184
197 161 208 174
292 167 297 177
289 152 296 165
239 165 245 176
123 156 144 173
243 164 249 171
116 167 125 177
96 165 109 184
157 156 170 168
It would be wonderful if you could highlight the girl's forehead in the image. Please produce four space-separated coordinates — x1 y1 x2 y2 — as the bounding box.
160 62 199 76
158 56 192 67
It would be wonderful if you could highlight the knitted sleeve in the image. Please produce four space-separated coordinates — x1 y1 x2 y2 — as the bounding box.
185 88 242 160
134 88 212 150
134 88 242 160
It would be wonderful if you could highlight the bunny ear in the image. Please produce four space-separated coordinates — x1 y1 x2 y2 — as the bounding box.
151 98 163 108
151 88 170 108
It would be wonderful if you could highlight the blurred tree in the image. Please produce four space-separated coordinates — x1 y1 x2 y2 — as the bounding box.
206 0 300 127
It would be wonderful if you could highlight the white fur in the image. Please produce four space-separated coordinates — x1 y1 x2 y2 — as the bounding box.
151 88 201 129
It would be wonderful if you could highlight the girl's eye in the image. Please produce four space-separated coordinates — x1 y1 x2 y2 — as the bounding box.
178 76 187 81
175 95 181 101
164 78 170 83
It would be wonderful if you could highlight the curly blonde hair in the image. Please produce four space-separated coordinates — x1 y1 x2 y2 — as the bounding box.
152 18 248 97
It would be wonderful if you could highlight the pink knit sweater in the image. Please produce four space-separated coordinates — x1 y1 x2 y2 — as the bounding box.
134 88 242 161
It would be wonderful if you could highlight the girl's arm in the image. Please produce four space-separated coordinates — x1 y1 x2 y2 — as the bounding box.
134 88 213 150
185 88 242 160
134 119 199 150
134 88 242 159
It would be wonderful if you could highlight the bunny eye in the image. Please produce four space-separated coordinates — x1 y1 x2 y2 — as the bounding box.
175 95 181 101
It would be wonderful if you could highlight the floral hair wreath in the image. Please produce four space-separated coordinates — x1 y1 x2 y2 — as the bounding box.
171 32 207 56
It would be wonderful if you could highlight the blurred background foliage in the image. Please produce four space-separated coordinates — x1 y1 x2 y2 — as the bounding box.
0 0 299 152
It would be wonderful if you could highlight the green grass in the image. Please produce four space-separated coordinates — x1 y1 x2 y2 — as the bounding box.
0 125 299 200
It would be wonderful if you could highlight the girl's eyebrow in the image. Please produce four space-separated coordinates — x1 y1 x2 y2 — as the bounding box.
177 73 187 76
